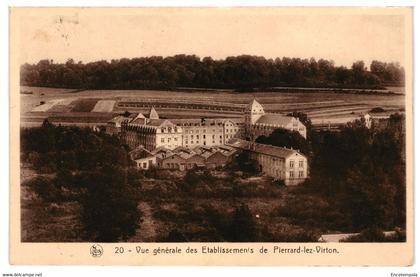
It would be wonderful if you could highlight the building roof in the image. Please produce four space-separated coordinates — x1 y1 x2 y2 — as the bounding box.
170 117 244 127
245 99 265 113
173 146 193 155
152 146 172 153
255 114 295 126
108 115 131 125
129 146 154 160
147 119 173 127
130 117 147 125
192 145 213 154
148 107 159 119
133 112 145 120
227 138 303 159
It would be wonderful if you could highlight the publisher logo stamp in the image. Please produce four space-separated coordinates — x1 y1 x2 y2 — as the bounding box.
90 244 103 258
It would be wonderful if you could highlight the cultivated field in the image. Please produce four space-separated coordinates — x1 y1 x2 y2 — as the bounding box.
20 86 406 127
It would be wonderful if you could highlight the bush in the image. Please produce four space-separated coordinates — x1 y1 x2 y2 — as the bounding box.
370 107 385 113
26 176 61 202
340 227 406 242
80 166 141 242
164 229 188 242
226 204 257 242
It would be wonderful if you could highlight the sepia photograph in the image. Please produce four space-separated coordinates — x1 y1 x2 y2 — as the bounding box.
9 6 413 266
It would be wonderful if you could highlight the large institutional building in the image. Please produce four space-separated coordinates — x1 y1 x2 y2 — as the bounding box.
107 99 306 151
106 99 308 185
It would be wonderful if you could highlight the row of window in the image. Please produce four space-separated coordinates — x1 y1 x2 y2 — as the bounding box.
161 137 179 143
290 171 305 178
185 140 223 145
160 127 178 133
289 160 304 168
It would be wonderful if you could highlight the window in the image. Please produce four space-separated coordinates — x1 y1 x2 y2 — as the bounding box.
191 135 193 139
289 160 294 168
220 135 222 139
142 162 147 169
196 135 199 139
290 171 294 178
203 135 206 139
299 171 304 178
185 140 188 144
203 141 206 145
212 135 215 139
161 138 165 143
168 138 171 142
203 129 206 133
299 160 304 168
174 137 178 141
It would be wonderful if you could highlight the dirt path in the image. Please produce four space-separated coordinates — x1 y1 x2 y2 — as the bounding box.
128 201 157 242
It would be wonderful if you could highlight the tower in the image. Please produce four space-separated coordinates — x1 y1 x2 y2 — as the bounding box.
148 106 159 120
244 98 265 141
245 98 265 124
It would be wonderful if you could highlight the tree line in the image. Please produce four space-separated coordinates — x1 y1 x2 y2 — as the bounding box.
20 55 405 90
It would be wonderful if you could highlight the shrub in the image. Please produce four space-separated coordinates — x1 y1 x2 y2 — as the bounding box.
340 227 406 242
164 229 188 242
26 176 61 202
370 107 385 113
80 166 141 242
226 204 257 242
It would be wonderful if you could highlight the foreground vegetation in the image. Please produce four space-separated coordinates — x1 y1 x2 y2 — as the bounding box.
20 113 406 242
21 55 404 90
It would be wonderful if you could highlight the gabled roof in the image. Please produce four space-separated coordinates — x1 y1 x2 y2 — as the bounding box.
147 119 173 127
227 138 304 159
245 99 265 113
129 146 154 160
108 115 130 125
162 153 189 161
131 117 146 125
148 107 159 119
192 145 213 154
173 146 193 154
255 114 295 126
133 112 145 120
151 146 173 155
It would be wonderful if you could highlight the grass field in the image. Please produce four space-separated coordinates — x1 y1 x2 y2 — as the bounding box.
20 86 406 126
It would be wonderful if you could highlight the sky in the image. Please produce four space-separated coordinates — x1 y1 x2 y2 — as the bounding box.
16 7 409 68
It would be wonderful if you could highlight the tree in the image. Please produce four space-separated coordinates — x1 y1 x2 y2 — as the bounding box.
80 165 141 242
256 128 310 155
27 176 61 202
227 204 257 241
235 151 260 175
20 55 403 89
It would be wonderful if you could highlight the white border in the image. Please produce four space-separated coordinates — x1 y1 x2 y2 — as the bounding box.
2 1 418 276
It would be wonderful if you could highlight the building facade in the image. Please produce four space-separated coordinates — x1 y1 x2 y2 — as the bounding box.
244 99 307 140
228 139 308 186
114 99 306 152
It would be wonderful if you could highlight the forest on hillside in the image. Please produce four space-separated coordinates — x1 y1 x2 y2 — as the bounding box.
20 55 405 90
